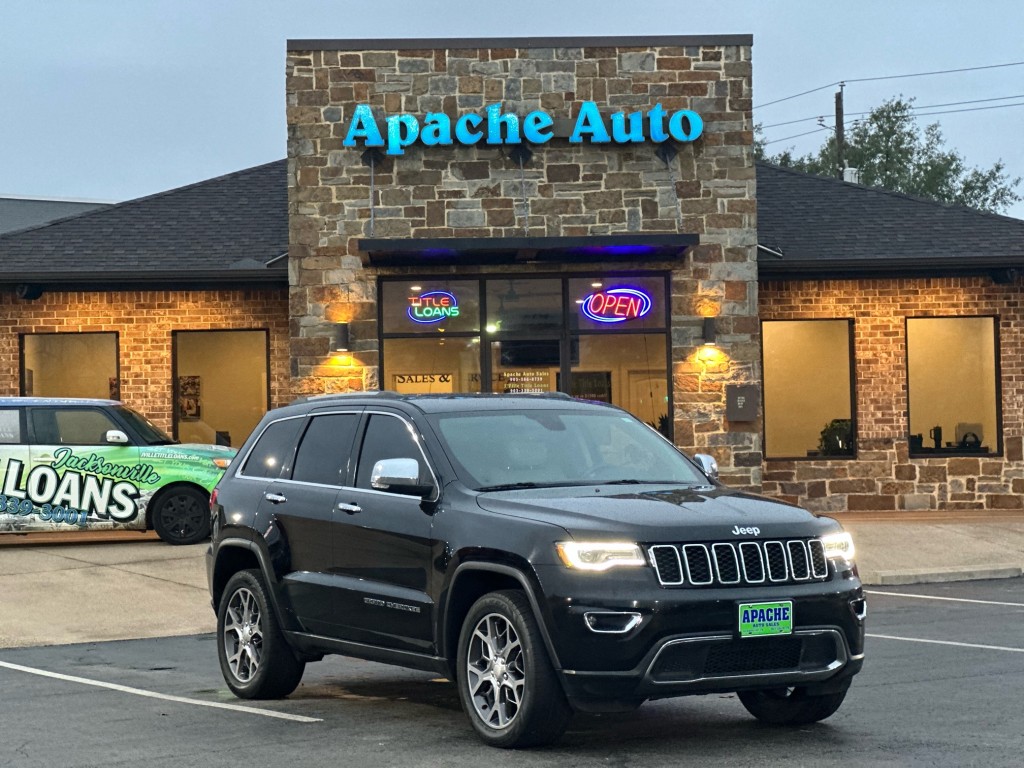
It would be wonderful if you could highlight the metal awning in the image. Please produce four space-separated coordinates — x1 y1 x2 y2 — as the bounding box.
358 234 698 267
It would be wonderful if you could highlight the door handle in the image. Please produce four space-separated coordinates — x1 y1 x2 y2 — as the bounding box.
263 492 288 504
337 502 362 515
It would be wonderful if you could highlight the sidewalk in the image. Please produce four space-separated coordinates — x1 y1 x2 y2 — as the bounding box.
1 512 1022 649
840 510 1024 585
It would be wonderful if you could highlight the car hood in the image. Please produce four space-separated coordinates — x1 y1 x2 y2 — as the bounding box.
473 484 840 539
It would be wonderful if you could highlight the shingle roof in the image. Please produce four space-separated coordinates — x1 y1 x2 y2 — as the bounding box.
757 161 1024 277
4 157 1023 287
0 160 288 287
0 198 113 235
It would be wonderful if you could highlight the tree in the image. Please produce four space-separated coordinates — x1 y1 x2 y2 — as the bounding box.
755 97 1021 214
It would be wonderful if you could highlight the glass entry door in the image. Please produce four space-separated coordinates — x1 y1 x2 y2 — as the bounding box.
380 274 671 435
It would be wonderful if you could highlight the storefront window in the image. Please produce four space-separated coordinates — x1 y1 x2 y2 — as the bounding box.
173 330 269 447
21 333 119 399
571 334 669 434
381 280 480 334
384 337 482 394
762 320 855 459
380 274 671 432
490 340 560 394
906 317 999 456
568 276 666 333
486 279 561 334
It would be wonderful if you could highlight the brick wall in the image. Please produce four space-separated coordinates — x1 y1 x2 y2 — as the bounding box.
760 276 1024 511
0 288 290 432
286 39 763 487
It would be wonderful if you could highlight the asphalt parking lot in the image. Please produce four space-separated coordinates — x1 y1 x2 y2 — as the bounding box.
1 578 1021 767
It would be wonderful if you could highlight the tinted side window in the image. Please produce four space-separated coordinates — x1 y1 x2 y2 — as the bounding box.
291 413 359 486
31 408 119 445
240 417 304 479
355 414 425 490
0 409 21 443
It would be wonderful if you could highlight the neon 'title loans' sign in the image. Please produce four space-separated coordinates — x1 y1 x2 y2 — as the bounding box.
343 101 703 156
580 287 653 324
408 291 460 324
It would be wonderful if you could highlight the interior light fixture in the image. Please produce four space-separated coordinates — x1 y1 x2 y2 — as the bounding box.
701 317 718 346
334 322 351 352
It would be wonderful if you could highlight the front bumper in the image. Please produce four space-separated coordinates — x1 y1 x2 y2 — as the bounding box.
534 564 865 707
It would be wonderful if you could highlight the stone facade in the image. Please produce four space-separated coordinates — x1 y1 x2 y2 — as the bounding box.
760 276 1024 511
0 288 291 433
286 37 763 487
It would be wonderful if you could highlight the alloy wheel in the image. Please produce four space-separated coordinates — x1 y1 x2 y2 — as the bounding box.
222 587 264 683
465 612 526 729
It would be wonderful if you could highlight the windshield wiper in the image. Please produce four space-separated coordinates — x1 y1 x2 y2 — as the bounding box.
476 481 577 492
596 479 702 486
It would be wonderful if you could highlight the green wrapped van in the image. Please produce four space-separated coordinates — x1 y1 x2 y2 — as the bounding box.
0 398 235 544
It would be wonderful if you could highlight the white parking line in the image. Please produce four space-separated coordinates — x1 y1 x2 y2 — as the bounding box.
865 590 1024 608
0 660 322 723
867 634 1024 654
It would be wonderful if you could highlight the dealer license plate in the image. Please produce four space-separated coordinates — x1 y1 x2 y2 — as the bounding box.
738 601 793 637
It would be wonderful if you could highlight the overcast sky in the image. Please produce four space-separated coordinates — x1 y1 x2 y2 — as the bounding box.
2 0 1023 218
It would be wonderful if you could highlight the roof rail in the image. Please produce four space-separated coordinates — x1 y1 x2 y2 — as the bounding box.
292 390 578 405
292 390 404 405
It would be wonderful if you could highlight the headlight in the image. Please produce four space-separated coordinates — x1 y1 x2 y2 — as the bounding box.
820 531 855 561
556 542 646 571
212 457 232 470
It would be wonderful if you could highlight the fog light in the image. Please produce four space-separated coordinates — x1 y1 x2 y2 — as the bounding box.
583 612 643 634
850 598 867 621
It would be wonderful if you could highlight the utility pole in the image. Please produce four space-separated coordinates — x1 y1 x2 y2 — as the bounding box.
834 83 845 179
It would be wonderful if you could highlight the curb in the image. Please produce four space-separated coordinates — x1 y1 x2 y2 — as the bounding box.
860 564 1024 586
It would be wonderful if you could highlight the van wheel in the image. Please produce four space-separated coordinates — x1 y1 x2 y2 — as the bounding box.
217 569 305 699
738 686 848 725
456 590 571 748
152 487 210 545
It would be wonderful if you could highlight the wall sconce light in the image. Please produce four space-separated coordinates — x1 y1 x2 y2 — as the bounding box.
334 322 351 352
701 317 718 346
654 141 679 166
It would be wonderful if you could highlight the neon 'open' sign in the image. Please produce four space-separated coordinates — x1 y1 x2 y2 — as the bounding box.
408 290 460 324
580 287 653 324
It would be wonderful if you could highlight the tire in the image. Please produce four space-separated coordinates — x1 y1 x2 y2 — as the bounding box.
151 486 210 545
217 569 305 699
456 590 572 748
737 685 849 726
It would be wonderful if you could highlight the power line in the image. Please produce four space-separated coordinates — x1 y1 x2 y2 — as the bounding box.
761 94 1024 129
762 101 1024 147
762 126 831 147
912 101 1024 118
754 61 1024 110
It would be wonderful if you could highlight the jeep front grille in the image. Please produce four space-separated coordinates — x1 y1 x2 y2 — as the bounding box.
647 539 829 587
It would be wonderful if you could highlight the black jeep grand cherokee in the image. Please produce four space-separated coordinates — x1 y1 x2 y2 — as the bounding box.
207 393 865 747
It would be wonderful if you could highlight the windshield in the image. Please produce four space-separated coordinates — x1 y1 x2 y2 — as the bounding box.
114 405 175 445
429 407 709 490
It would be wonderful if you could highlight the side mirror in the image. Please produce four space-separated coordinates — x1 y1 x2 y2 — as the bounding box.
371 458 434 498
692 453 719 482
104 429 130 445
